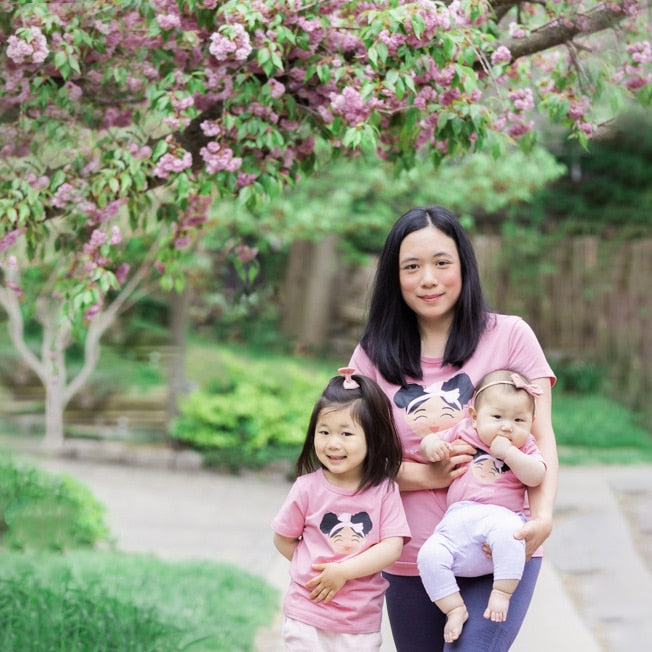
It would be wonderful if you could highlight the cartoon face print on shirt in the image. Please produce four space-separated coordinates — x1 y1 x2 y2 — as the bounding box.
394 373 474 439
471 451 511 484
319 511 372 555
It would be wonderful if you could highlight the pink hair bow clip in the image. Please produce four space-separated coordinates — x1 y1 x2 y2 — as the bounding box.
511 373 543 397
338 367 360 389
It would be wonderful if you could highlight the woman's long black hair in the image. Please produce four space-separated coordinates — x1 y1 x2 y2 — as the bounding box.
360 206 490 386
296 373 403 491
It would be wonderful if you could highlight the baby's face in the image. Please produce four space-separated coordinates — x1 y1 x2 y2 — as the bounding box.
471 390 533 450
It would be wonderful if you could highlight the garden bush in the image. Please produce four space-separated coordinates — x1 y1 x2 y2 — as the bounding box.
0 458 109 551
172 346 333 471
550 357 604 395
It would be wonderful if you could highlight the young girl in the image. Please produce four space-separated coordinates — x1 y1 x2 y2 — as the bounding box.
417 370 547 643
272 368 411 652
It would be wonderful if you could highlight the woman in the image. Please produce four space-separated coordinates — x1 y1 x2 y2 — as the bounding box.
349 206 558 651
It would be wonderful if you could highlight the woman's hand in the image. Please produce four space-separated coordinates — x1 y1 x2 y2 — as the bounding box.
514 516 553 560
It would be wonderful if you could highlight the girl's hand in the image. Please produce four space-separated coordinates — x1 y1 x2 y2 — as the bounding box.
307 563 347 602
514 516 553 560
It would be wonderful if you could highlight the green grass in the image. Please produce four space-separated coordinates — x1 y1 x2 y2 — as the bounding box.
0 550 278 651
553 393 652 464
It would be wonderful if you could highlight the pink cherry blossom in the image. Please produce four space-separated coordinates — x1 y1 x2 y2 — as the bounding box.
7 26 49 64
491 46 512 65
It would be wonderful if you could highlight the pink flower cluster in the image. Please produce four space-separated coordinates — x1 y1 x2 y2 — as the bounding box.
80 226 124 298
200 142 242 174
52 183 78 209
209 24 252 62
267 79 285 99
491 46 512 66
494 88 535 138
84 303 103 321
0 229 24 253
83 198 126 225
152 150 193 179
329 87 377 126
157 13 181 31
7 26 49 64
127 142 153 160
171 195 210 250
234 244 258 263
26 172 49 190
508 22 529 39
614 41 652 91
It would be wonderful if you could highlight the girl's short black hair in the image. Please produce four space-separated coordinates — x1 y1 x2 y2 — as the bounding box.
296 373 403 491
360 205 490 386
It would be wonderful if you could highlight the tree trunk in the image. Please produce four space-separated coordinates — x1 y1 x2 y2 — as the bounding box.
281 236 340 350
166 287 191 436
42 377 66 451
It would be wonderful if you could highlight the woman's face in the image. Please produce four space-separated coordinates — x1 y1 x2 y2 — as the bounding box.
398 226 462 327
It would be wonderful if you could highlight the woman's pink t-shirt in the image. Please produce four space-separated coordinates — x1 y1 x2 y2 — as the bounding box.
350 313 555 576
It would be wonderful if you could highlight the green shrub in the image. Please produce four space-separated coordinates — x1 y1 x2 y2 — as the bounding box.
553 393 652 464
0 458 109 551
552 358 604 395
172 346 333 471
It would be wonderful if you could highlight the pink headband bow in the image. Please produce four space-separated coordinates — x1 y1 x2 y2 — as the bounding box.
510 373 543 397
338 367 360 389
474 373 543 400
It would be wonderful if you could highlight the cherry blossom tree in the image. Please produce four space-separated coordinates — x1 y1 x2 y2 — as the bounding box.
0 0 650 448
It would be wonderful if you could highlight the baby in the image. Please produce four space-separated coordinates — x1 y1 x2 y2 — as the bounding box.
417 369 547 643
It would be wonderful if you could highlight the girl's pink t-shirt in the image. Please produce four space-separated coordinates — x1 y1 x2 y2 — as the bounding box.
271 469 411 634
350 313 555 576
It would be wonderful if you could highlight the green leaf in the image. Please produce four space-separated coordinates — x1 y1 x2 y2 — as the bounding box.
317 65 330 83
411 14 426 39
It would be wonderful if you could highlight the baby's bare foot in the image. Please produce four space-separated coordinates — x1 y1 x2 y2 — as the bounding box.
483 588 512 622
444 605 469 642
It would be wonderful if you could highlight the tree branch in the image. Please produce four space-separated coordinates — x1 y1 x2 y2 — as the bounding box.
497 4 626 63
0 282 47 384
63 233 166 404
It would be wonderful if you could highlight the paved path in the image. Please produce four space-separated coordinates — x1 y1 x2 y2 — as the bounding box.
25 444 652 652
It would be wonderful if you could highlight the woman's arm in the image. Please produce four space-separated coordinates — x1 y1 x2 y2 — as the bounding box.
515 377 559 558
306 536 404 602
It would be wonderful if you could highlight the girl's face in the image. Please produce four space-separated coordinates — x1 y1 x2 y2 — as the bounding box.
314 405 367 487
398 226 462 328
470 390 534 450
